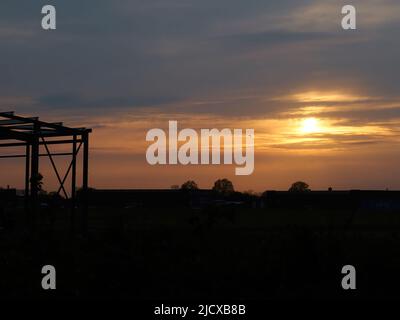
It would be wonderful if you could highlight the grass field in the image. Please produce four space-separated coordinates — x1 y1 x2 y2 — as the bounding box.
1 205 400 299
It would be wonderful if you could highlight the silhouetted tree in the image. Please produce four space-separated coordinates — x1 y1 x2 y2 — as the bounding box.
243 189 256 196
181 180 199 190
47 191 64 201
213 178 234 195
76 187 96 201
30 172 44 192
288 181 310 192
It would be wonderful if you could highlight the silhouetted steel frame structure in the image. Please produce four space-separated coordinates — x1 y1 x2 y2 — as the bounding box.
0 111 91 233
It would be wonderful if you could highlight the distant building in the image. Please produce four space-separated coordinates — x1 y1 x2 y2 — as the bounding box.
87 189 251 209
0 188 17 204
87 189 213 208
262 190 400 212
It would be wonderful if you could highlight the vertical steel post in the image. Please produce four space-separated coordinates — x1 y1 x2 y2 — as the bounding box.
24 143 30 212
82 132 89 235
30 127 39 232
71 135 77 234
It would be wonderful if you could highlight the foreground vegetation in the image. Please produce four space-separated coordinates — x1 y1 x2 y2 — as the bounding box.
1 205 400 299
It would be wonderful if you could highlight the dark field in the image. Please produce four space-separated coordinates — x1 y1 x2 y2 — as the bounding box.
1 206 400 300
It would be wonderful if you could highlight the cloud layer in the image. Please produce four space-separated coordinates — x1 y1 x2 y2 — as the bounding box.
1 0 400 190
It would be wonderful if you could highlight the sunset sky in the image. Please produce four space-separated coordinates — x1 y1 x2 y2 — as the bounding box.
1 0 400 192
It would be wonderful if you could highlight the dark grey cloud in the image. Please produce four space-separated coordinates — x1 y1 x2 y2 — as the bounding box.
322 106 400 125
0 0 399 119
271 132 395 150
215 31 341 49
36 93 179 110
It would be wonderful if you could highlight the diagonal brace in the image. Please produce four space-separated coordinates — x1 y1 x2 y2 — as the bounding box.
41 136 69 199
56 141 83 196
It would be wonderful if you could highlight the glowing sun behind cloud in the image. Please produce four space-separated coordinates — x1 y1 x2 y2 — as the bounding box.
300 117 320 133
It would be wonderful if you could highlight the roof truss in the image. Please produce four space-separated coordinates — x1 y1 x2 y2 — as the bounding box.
0 111 91 141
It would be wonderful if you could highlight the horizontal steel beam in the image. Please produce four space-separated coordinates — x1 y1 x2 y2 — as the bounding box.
0 118 39 126
0 111 15 116
1 122 64 130
1 124 35 130
0 126 32 141
0 112 90 134
0 139 83 147
0 152 76 159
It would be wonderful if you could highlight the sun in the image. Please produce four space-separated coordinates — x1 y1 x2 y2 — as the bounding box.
301 117 320 133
